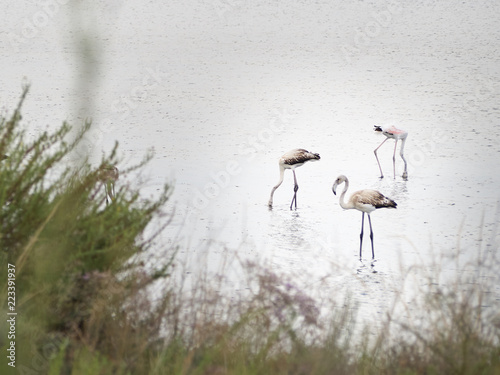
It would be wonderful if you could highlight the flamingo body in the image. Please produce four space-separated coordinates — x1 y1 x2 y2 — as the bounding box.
332 175 396 259
347 189 397 213
374 125 408 179
268 148 320 209
98 164 119 205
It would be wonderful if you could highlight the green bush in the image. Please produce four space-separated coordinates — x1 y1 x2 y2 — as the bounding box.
0 87 171 374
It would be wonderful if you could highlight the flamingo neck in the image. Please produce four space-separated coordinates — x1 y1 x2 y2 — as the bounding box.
339 180 354 210
268 166 285 206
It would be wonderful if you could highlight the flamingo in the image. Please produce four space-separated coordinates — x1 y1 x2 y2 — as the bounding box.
98 164 119 205
374 125 408 179
332 175 397 259
268 148 320 209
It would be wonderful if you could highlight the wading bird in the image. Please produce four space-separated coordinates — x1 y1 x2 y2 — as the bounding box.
374 125 408 179
268 148 320 210
332 175 397 259
98 164 119 205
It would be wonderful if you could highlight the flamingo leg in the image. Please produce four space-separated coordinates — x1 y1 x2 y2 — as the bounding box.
400 138 408 179
359 212 365 259
374 138 388 178
367 214 375 259
392 139 398 179
290 170 299 210
104 183 110 205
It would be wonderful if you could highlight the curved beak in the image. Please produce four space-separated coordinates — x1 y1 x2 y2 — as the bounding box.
332 182 338 195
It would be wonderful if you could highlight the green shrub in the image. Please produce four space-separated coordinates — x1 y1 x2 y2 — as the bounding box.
0 87 171 374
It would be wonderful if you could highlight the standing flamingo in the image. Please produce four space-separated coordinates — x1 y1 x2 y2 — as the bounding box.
268 148 320 210
374 125 408 179
332 175 397 259
98 164 119 205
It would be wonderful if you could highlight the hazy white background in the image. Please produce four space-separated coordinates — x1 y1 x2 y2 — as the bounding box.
2 0 500 326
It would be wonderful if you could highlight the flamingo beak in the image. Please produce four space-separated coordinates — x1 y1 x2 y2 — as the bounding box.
332 183 337 195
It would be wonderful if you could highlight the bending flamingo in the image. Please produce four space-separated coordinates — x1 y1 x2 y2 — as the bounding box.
268 148 320 210
98 164 119 205
332 175 397 259
374 125 408 179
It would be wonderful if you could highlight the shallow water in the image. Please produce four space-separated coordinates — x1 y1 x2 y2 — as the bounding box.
2 0 500 326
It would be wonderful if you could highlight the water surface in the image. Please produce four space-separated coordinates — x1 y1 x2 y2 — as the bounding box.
2 0 500 327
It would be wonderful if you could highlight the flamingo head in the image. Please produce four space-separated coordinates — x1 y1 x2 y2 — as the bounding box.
332 175 347 195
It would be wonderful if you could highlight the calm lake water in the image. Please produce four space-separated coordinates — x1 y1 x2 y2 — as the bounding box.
2 0 500 327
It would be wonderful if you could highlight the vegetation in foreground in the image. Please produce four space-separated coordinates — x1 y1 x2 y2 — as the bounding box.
0 89 499 374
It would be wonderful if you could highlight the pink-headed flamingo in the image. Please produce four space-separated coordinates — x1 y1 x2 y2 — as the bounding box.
374 125 408 179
